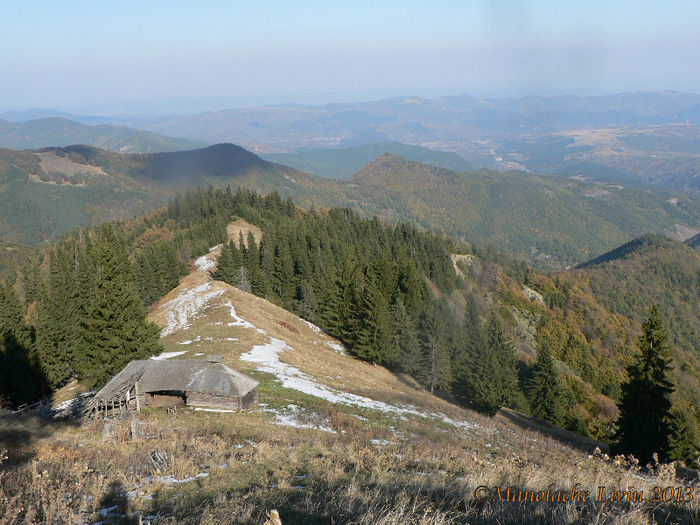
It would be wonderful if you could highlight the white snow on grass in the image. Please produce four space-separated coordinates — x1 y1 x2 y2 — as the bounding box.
151 351 187 361
240 338 478 431
301 319 322 334
194 407 237 413
325 342 347 355
262 404 336 433
178 336 201 345
194 353 205 356
223 301 256 329
160 282 226 337
194 253 216 272
155 472 209 485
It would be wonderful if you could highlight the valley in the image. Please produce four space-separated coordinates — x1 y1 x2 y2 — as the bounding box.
0 142 698 270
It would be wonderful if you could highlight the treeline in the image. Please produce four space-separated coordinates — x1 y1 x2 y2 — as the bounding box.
1 187 301 406
212 204 531 414
3 186 696 466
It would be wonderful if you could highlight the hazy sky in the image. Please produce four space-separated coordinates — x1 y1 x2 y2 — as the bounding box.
2 0 700 113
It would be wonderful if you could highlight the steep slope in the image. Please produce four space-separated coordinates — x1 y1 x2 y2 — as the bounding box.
0 144 319 245
0 117 207 153
5 220 697 524
261 141 472 179
568 234 700 359
341 154 700 268
687 231 700 251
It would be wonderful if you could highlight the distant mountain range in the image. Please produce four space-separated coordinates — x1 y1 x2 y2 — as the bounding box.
0 117 207 153
0 142 697 269
89 90 700 192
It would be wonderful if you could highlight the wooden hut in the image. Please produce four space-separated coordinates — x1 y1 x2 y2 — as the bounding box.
86 359 258 415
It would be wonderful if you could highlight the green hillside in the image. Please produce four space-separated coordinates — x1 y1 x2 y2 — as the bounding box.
1 143 698 271
0 117 207 153
261 141 472 179
570 234 700 359
0 144 316 246
330 154 700 268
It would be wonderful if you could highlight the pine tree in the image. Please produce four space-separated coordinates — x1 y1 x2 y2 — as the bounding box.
612 306 675 464
0 281 49 407
470 313 526 414
667 407 700 467
390 297 420 373
417 307 450 394
74 225 162 388
527 341 564 425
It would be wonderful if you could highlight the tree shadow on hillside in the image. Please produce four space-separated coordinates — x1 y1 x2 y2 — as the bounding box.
496 407 608 454
143 475 700 524
95 480 138 525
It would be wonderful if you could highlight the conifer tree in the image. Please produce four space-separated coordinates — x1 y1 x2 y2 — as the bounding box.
417 307 450 394
74 225 162 388
613 306 675 464
469 313 526 414
527 341 564 425
0 281 49 406
390 297 420 373
352 278 393 364
35 241 81 387
667 407 700 467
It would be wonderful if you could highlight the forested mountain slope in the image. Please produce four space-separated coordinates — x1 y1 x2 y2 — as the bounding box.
336 154 700 268
4 201 697 523
1 143 697 272
0 117 206 153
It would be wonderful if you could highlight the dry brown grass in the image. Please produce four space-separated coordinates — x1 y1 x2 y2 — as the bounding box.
8 222 695 523
2 389 699 524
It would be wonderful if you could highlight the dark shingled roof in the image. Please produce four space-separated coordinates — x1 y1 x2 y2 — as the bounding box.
94 359 258 402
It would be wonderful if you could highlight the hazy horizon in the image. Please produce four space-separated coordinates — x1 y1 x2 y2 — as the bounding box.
2 1 700 116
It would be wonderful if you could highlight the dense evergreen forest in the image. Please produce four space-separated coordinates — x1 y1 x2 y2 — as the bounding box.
1 186 697 465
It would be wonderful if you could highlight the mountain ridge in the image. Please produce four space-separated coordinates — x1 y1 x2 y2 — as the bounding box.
0 117 207 153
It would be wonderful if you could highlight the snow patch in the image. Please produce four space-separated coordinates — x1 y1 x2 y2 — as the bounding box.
194 254 216 272
301 319 322 334
263 404 336 433
178 336 201 345
223 301 256 329
151 351 187 361
160 282 226 337
240 337 477 431
155 472 209 485
325 342 347 355
194 407 237 413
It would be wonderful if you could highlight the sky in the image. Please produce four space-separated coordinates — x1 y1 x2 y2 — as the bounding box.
1 0 700 114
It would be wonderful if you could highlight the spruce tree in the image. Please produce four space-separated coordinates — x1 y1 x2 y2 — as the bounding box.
417 307 450 394
352 279 393 364
74 225 162 388
527 341 564 425
0 281 48 406
390 297 420 373
612 306 675 464
471 313 526 414
667 407 700 467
